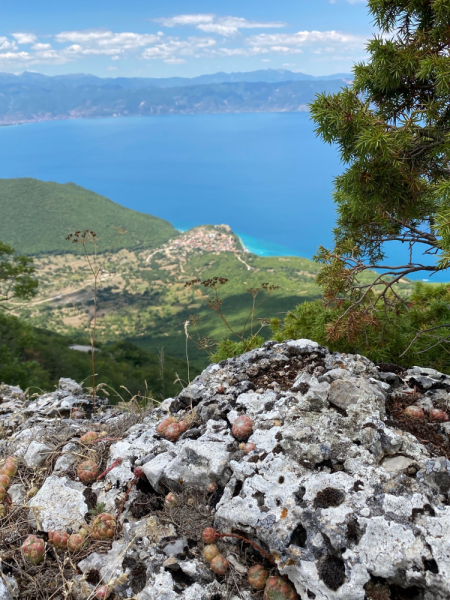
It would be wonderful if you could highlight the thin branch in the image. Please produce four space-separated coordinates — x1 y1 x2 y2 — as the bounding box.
400 324 450 357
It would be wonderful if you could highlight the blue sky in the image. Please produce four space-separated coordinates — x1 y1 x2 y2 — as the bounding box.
0 0 374 78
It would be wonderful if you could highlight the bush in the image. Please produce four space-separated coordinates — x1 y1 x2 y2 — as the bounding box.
271 282 450 372
0 312 195 398
210 336 265 363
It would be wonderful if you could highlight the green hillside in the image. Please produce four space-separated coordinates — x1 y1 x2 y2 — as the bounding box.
0 312 195 399
0 178 177 255
3 179 414 374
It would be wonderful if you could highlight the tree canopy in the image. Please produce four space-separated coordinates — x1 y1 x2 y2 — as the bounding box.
310 0 450 340
0 242 38 307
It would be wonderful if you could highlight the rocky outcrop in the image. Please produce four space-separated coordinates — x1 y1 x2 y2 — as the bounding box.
1 340 450 600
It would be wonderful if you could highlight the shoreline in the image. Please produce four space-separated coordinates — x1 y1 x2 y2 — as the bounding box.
236 232 301 258
0 108 310 128
174 224 302 259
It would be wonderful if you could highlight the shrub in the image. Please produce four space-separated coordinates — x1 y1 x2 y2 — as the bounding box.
271 282 450 372
211 336 264 363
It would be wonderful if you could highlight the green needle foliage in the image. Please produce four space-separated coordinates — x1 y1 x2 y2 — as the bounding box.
0 242 38 308
272 282 450 372
310 0 450 345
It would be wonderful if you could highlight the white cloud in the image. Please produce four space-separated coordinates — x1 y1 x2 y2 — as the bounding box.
12 33 37 45
154 14 286 36
155 14 214 27
214 28 366 59
218 45 303 57
0 51 31 62
55 30 161 55
217 48 249 57
0 48 68 66
32 43 52 50
164 58 186 64
0 28 218 66
247 30 366 48
36 50 61 60
0 23 368 69
0 37 18 51
142 37 216 61
65 44 119 57
106 65 118 71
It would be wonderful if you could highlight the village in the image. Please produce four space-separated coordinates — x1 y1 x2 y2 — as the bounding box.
170 225 242 254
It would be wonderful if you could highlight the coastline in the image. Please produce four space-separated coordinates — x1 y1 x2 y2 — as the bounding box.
173 223 302 259
236 232 301 257
0 107 310 128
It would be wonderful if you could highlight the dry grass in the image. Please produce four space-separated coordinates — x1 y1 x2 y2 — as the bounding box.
0 501 114 600
160 488 274 599
0 418 142 600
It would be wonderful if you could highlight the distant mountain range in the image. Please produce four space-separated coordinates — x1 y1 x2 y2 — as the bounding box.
0 69 352 88
0 69 351 125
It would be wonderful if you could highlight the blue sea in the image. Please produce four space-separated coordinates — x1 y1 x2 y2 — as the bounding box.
0 113 445 281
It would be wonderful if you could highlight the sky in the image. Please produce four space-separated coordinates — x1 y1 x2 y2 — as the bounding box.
0 0 375 78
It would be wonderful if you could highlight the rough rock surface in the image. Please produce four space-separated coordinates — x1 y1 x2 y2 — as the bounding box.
2 344 450 599
28 475 88 532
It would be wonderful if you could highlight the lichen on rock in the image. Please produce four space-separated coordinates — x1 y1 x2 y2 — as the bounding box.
2 342 450 599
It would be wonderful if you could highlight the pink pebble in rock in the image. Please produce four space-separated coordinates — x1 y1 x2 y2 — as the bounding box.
429 409 449 422
404 406 425 419
232 415 254 441
244 443 256 454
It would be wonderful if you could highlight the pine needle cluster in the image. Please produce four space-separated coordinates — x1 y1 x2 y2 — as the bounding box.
309 0 450 348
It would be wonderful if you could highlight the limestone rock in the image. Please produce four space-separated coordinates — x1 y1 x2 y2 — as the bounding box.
53 442 78 474
0 575 19 600
3 341 450 599
8 483 25 505
23 441 52 468
28 475 88 532
382 455 415 474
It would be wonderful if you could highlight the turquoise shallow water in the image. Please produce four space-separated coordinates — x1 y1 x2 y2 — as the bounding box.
236 233 301 257
0 113 446 281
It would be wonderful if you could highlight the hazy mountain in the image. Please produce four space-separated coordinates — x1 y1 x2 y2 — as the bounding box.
0 69 352 89
0 73 349 125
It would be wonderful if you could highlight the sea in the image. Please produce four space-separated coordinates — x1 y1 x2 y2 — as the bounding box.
0 112 445 281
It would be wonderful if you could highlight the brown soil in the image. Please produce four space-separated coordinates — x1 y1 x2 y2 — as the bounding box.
386 391 450 459
249 354 326 392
